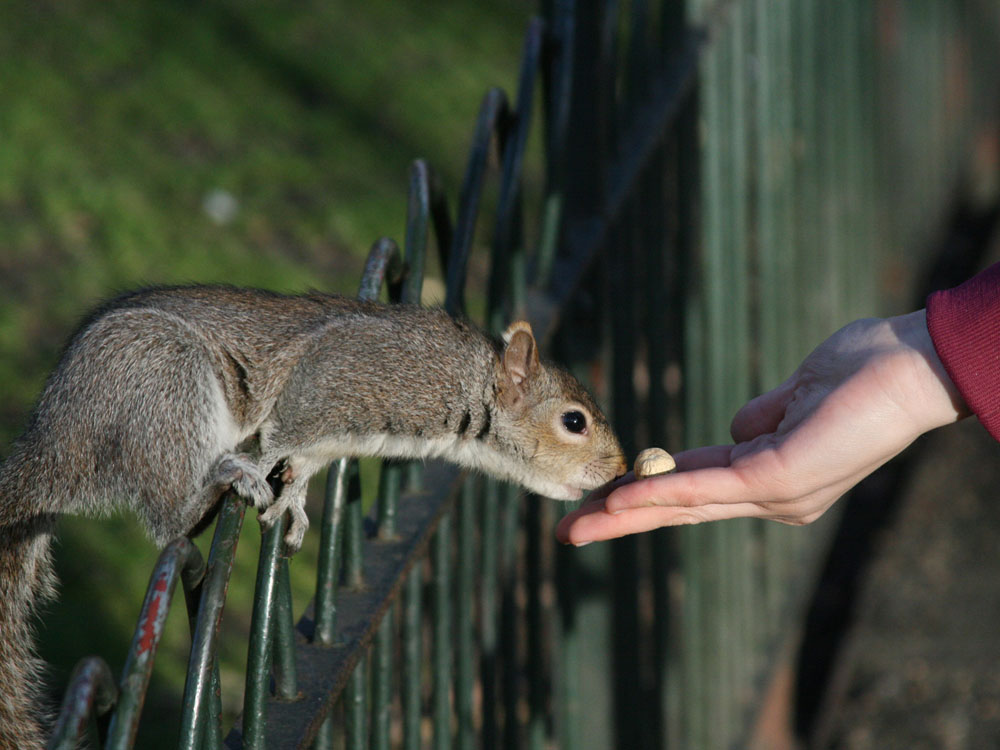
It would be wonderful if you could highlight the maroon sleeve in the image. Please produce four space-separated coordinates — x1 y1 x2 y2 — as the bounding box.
926 261 1000 442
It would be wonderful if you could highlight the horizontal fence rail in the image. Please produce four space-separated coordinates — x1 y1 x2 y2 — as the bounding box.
47 1 1000 748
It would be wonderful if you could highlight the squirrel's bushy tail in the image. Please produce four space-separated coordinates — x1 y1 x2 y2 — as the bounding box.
0 453 58 749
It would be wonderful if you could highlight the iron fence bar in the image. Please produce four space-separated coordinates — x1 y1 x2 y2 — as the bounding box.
499 484 521 750
178 493 246 750
313 459 353 647
431 514 452 750
310 457 353 750
525 499 546 750
444 86 511 316
455 480 477 750
47 656 117 750
401 568 422 750
555 538 581 750
342 476 366 594
487 17 543 331
534 1 575 288
375 458 404 541
478 478 501 750
370 612 393 750
105 538 205 749
406 160 453 290
272 561 298 702
344 656 366 749
243 513 289 749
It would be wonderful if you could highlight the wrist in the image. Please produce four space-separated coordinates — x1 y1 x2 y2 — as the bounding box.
891 309 970 430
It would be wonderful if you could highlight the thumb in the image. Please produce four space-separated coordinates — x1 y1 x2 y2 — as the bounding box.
730 377 796 443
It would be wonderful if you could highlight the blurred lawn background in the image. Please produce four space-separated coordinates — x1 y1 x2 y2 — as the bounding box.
0 0 536 744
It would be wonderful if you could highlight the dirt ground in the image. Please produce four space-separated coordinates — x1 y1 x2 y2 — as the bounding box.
816 417 1000 749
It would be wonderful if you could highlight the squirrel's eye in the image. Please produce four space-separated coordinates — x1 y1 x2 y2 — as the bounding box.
561 410 587 434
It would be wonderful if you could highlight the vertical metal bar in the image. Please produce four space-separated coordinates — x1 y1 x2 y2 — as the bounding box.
499 484 521 750
525 498 546 750
376 460 403 540
402 567 423 750
407 159 454 285
487 18 542 330
456 479 477 750
444 88 510 317
314 459 355 646
556 538 582 750
480 480 500 750
371 612 394 750
344 476 365 591
432 515 453 750
244 514 287 749
345 655 367 750
312 459 355 748
178 494 246 750
272 560 299 701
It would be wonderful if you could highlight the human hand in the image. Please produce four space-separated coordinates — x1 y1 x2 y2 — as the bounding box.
556 311 969 545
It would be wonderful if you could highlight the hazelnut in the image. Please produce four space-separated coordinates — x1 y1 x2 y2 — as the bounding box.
634 447 676 478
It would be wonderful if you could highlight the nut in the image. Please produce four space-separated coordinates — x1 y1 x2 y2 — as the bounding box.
634 447 676 478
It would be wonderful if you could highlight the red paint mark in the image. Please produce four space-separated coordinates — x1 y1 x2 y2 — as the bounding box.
137 574 169 655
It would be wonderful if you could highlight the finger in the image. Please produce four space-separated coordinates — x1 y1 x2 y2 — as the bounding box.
673 444 735 471
581 471 637 506
554 493 617 544
603 463 760 514
730 377 796 443
557 501 770 545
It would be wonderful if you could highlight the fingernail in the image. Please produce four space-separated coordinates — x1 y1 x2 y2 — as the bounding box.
574 541 592 547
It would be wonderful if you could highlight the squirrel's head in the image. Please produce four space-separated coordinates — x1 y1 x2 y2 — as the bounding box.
491 321 627 500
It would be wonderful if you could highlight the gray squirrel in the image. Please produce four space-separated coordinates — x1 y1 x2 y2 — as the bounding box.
0 285 626 747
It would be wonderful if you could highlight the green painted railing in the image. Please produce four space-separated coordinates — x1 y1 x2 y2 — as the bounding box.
49 1 1000 748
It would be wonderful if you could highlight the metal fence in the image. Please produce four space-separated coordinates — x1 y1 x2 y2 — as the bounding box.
49 1 1000 748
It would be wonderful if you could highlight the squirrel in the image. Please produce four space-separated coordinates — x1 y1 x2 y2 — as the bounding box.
0 284 626 747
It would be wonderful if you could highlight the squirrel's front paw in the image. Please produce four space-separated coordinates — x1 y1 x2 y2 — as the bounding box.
259 486 310 553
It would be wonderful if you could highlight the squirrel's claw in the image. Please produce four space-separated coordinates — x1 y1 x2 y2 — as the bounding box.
258 485 310 553
212 454 273 509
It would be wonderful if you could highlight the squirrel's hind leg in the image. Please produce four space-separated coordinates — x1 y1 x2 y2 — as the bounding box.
210 454 274 510
166 453 274 545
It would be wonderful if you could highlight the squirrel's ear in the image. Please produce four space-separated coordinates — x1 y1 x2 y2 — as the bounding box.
501 321 540 393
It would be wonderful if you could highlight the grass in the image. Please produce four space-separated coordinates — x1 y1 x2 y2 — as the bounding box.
0 0 536 744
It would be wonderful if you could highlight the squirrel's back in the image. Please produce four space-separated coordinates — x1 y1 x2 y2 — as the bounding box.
8 287 498 525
